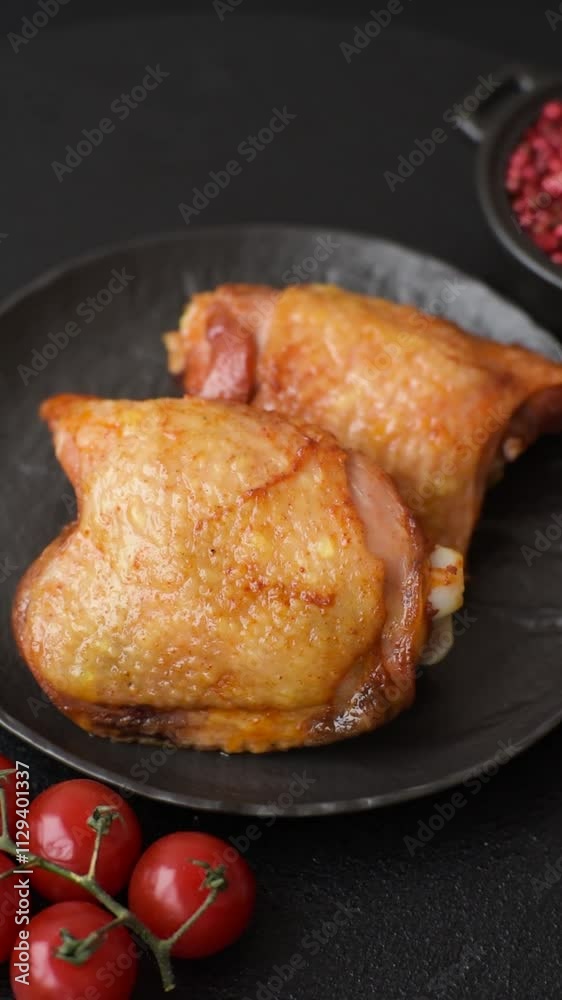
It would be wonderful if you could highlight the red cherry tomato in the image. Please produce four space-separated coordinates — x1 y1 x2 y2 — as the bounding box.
29 779 142 903
128 831 256 958
0 754 17 837
0 851 17 962
10 901 138 1000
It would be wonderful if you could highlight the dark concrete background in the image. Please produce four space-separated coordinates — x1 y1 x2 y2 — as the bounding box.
1 3 562 998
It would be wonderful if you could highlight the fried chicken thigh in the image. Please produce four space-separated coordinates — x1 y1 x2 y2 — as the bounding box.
13 395 462 753
165 284 562 553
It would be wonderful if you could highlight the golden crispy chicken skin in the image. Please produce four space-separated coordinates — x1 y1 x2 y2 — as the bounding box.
165 283 562 553
12 395 461 753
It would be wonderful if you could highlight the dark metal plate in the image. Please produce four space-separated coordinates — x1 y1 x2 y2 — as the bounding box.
1 224 561 815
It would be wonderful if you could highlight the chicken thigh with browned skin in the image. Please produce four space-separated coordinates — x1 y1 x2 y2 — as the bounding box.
165 283 562 553
12 395 462 753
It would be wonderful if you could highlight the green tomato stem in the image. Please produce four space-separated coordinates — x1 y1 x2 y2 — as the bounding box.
56 914 130 965
86 806 122 881
165 884 220 950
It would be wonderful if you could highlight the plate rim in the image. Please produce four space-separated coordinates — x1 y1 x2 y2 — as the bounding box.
2 222 561 816
0 221 556 347
1 700 560 817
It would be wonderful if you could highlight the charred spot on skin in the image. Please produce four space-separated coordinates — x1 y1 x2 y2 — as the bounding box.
72 703 179 743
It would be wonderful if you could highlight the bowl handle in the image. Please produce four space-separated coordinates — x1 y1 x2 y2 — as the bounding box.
456 64 546 143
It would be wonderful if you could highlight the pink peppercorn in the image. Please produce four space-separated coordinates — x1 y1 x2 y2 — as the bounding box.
505 98 562 264
534 231 558 252
542 174 562 197
543 100 562 121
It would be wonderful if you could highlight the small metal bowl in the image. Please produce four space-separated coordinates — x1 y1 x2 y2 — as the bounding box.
459 65 562 294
